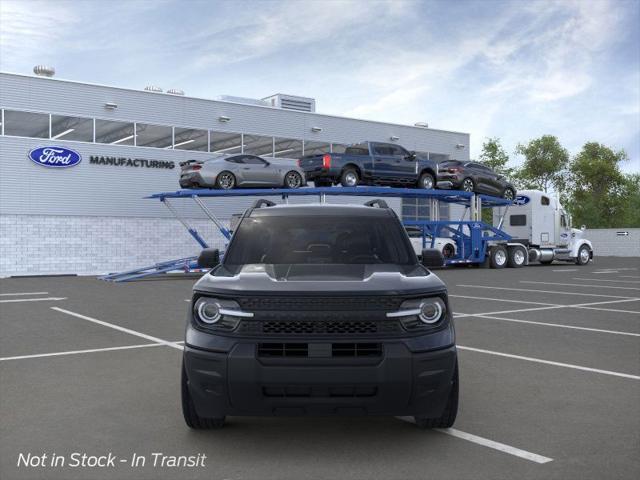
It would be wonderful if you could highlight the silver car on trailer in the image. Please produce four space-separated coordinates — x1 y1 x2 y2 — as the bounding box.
179 154 306 189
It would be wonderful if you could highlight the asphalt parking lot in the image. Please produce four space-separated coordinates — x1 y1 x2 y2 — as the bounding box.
1 257 639 480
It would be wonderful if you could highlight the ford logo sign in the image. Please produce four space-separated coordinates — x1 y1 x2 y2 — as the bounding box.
28 146 82 168
514 195 530 206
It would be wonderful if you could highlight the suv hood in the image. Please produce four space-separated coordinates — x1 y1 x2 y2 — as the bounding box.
194 264 446 295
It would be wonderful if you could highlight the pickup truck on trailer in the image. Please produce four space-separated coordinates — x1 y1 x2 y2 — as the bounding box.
298 141 440 189
182 199 458 429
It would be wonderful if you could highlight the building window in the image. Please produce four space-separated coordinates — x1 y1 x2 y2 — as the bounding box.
3 110 49 138
95 119 135 145
173 127 208 151
273 137 303 159
50 114 93 142
244 134 274 156
402 199 450 223
210 131 243 154
135 123 172 149
304 140 331 156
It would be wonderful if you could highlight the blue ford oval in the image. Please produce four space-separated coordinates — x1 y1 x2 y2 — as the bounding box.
28 146 82 168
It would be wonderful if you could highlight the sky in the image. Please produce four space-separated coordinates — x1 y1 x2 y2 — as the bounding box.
1 0 638 172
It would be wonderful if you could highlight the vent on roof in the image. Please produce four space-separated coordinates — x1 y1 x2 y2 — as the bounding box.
167 88 184 95
33 65 55 77
262 94 316 113
144 85 163 93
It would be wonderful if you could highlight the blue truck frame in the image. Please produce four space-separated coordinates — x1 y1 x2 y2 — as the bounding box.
100 186 512 282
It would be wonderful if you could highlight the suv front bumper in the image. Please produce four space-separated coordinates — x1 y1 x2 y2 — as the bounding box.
183 334 457 418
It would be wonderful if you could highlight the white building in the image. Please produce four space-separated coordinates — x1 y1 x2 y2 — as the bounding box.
0 70 470 276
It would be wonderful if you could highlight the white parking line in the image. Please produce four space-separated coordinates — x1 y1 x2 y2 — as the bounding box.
0 341 185 362
449 294 558 306
620 275 640 279
436 428 553 464
457 345 640 380
573 278 640 284
51 307 183 351
521 281 640 291
552 269 578 272
453 298 640 318
395 418 553 463
456 284 638 299
0 297 67 303
0 292 49 296
456 314 640 337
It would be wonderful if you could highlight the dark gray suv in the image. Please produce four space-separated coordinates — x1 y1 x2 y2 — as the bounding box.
181 200 458 429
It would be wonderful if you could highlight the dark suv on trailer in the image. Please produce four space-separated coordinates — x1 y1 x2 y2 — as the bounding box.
181 200 458 429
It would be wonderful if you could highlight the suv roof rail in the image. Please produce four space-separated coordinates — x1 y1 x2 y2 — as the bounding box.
364 199 389 209
251 199 277 209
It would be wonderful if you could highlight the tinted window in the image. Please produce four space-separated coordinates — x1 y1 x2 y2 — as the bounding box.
224 215 415 265
345 143 369 155
373 145 394 155
440 160 462 168
541 196 550 206
225 156 244 164
510 215 527 226
243 156 266 165
388 145 408 157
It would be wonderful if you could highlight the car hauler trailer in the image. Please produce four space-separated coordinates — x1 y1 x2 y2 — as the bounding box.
100 186 593 282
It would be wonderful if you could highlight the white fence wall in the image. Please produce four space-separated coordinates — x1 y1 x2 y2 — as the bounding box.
587 228 640 257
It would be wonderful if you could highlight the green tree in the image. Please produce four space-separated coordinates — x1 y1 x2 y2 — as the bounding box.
479 137 513 177
566 142 634 228
515 135 569 193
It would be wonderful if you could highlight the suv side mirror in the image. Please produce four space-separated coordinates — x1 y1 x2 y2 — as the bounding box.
197 248 220 268
406 151 416 160
421 248 444 268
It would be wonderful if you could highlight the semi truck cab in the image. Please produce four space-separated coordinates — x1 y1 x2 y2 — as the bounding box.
494 190 593 265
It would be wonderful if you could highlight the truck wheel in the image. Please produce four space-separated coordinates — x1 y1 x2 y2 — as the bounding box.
216 171 236 189
340 168 359 187
576 245 591 265
507 246 526 268
490 245 508 269
181 362 225 429
418 172 435 190
414 361 458 429
461 178 475 192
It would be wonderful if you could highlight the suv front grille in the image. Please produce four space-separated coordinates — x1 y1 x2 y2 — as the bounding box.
236 296 405 312
239 320 402 336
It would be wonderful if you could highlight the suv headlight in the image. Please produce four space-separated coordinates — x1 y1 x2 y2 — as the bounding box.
386 297 447 330
193 296 253 331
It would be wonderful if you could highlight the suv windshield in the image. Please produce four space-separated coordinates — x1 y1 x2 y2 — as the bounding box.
224 215 416 265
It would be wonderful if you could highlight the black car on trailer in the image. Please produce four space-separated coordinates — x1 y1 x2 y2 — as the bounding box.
181 199 458 429
437 160 516 200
